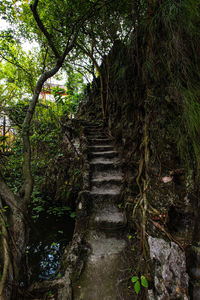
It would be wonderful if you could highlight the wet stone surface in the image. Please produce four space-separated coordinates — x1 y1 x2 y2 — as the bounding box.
72 124 132 300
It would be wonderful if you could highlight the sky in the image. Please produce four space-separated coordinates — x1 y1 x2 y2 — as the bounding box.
0 18 8 30
0 17 67 85
0 17 38 52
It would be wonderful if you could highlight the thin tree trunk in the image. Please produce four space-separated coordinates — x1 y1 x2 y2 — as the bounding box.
2 116 6 152
0 60 69 299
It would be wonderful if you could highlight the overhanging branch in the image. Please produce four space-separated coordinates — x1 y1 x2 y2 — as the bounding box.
30 0 60 59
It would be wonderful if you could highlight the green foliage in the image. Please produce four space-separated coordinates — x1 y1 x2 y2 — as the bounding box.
1 138 23 192
99 0 200 173
48 290 53 297
131 274 148 295
31 198 76 219
6 100 30 127
141 275 148 288
46 206 71 217
70 211 76 218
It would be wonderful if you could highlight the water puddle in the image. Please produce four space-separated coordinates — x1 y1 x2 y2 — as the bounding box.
23 212 75 285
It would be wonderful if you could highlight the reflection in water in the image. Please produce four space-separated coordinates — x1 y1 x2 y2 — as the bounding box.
25 212 74 284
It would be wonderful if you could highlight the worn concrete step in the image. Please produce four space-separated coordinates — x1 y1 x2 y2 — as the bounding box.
87 133 107 139
73 232 128 300
92 205 126 230
90 157 119 164
90 150 118 159
92 170 123 179
89 191 120 203
90 157 120 169
88 138 113 145
91 176 122 188
90 162 121 173
86 131 104 136
88 145 114 152
91 184 121 195
85 127 104 132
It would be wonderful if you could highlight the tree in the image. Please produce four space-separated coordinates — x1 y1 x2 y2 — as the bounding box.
0 0 113 298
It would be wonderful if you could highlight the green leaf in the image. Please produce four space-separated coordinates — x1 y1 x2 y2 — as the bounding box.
51 242 58 246
33 206 44 212
70 212 76 218
66 191 71 198
134 280 141 294
141 275 148 288
63 206 71 211
131 276 139 283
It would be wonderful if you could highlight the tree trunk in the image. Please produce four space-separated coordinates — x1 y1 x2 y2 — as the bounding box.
0 59 69 299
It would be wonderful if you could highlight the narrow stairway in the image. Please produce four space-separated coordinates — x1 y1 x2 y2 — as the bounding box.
73 124 131 300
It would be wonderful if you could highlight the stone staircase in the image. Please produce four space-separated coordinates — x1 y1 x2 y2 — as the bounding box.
73 124 132 300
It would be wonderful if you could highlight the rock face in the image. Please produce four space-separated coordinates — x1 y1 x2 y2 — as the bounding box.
72 124 131 300
148 236 189 300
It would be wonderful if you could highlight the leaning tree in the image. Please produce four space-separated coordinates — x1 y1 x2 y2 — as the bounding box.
0 0 115 298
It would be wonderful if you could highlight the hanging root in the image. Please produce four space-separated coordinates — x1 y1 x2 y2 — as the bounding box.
131 111 151 277
149 219 184 251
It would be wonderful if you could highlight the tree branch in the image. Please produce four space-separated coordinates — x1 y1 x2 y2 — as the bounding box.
21 59 69 202
41 46 49 73
0 171 17 210
0 52 33 78
0 200 11 298
30 0 60 59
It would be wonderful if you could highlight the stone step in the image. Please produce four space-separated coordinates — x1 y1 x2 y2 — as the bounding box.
85 127 104 132
87 133 107 139
89 191 120 203
88 145 114 152
92 170 123 179
91 205 127 230
88 138 113 145
90 157 119 164
91 184 121 195
90 150 118 159
91 176 122 188
86 131 104 136
90 162 121 173
73 232 128 300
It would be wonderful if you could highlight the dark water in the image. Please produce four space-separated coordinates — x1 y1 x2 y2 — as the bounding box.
23 212 75 285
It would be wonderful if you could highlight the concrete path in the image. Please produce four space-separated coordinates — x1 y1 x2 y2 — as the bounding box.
73 124 132 300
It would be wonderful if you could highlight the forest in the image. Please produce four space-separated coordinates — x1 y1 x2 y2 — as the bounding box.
0 0 200 299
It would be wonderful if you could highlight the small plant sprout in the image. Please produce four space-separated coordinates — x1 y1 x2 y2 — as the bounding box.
129 232 137 240
131 275 148 294
2 206 8 212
